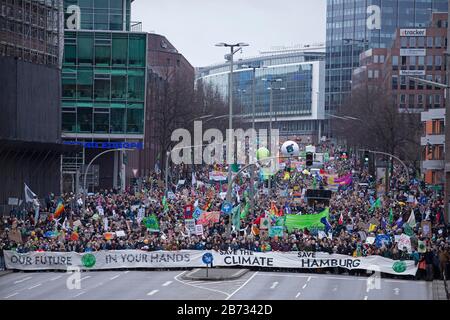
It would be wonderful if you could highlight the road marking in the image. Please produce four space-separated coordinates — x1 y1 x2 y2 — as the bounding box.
302 284 308 289
80 276 91 281
332 287 338 292
4 292 19 299
394 288 400 295
147 290 159 296
124 271 130 274
28 283 42 290
110 275 121 280
364 296 368 300
307 276 312 282
14 276 32 284
366 287 370 293
162 281 173 287
270 282 279 289
295 292 301 298
232 270 245 277
255 273 314 279
74 291 85 297
226 272 259 301
50 275 63 281
174 271 230 298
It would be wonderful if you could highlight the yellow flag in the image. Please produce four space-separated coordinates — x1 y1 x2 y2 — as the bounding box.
368 224 377 232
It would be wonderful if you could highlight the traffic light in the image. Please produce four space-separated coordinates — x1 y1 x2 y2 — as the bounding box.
306 152 313 167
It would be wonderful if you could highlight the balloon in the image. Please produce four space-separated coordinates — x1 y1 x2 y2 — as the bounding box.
281 141 300 157
257 147 270 160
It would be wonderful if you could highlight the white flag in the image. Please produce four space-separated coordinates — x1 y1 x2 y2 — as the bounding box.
24 183 37 203
407 209 416 228
103 217 109 231
192 172 197 187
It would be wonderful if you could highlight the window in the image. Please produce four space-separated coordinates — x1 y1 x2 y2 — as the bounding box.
418 56 425 69
62 108 76 132
77 69 93 100
435 56 442 70
112 35 128 66
95 45 111 66
417 37 425 48
379 55 385 63
373 55 379 63
368 70 373 78
62 74 76 98
408 94 415 108
401 37 408 47
94 77 111 101
128 74 145 100
110 108 126 133
427 36 433 48
128 35 146 67
78 34 94 65
94 108 109 133
64 44 76 65
435 94 441 108
127 108 143 133
392 75 398 90
111 75 127 100
409 37 416 47
426 56 433 70
77 107 93 133
417 94 424 108
435 36 442 48
374 70 379 78
409 56 416 69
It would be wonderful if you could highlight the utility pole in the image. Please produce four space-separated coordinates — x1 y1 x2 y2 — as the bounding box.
445 2 450 224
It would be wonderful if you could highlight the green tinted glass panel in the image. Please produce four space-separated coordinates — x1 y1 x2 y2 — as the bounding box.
77 107 93 133
112 35 128 66
64 44 76 65
62 78 76 98
62 110 76 132
111 108 126 133
94 79 111 101
127 108 143 133
128 35 146 67
78 34 94 65
128 75 144 101
111 75 127 100
95 45 111 66
77 69 93 100
94 111 109 133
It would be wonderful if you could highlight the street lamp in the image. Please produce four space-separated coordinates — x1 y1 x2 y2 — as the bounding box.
241 63 266 216
215 42 249 204
262 78 284 196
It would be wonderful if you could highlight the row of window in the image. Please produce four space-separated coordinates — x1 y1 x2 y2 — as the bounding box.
400 36 445 48
63 32 146 68
396 93 443 109
392 75 445 90
62 107 143 134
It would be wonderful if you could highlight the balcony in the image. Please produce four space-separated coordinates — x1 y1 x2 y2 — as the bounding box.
131 21 142 32
421 108 445 121
422 160 445 170
421 135 445 146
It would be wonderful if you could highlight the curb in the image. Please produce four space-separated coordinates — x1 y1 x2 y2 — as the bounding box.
0 270 13 277
432 280 449 300
182 269 249 281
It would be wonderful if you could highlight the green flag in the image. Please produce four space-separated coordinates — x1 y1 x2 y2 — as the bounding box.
403 223 414 237
143 214 159 231
162 196 169 212
369 198 382 213
231 164 240 173
389 208 394 225
285 208 329 233
240 202 250 219
232 205 241 231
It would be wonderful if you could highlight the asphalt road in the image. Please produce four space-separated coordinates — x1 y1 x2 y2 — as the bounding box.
0 270 433 300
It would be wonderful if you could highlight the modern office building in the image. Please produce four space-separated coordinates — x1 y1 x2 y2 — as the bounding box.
326 0 448 136
0 0 80 208
60 0 147 192
197 46 326 144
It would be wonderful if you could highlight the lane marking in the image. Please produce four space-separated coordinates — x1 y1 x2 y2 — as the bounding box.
80 276 91 281
364 296 368 300
174 271 230 298
110 275 121 280
307 276 312 282
28 283 42 290
332 287 338 292
162 281 173 287
74 291 85 297
295 292 301 298
270 282 279 289
124 271 130 274
50 275 63 281
233 270 245 277
394 288 400 295
226 272 259 301
255 273 314 279
4 292 19 299
14 276 32 284
302 284 308 289
147 290 159 296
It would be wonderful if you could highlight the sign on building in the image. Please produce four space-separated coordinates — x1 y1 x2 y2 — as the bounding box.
400 29 426 37
400 49 426 56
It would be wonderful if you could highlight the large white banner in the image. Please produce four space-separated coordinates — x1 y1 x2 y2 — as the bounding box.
3 250 417 276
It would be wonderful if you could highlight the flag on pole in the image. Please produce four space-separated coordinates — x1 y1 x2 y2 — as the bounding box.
24 183 37 203
54 201 65 219
192 172 197 187
162 196 169 212
407 209 416 228
232 205 241 231
338 212 344 225
369 198 382 213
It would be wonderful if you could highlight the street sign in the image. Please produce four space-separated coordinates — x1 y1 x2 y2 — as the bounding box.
202 253 213 265
221 201 232 214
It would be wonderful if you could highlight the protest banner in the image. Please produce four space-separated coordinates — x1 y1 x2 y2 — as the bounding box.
197 212 220 226
195 224 204 236
3 250 418 276
285 209 329 232
185 219 196 234
421 221 432 237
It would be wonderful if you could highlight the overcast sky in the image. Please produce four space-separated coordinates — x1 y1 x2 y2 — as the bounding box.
132 0 326 68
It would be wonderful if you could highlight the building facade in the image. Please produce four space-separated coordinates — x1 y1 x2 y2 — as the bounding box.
0 0 79 209
60 0 147 192
326 0 448 136
197 47 326 144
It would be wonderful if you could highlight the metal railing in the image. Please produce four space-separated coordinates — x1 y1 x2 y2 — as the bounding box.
130 21 142 32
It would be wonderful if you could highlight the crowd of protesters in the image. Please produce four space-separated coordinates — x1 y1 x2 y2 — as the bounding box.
1 144 449 280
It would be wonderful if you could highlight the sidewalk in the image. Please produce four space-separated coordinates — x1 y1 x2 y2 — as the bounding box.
432 280 449 300
0 270 13 277
182 268 249 281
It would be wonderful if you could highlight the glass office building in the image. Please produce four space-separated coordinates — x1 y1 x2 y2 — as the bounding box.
197 48 326 141
326 0 448 134
61 0 146 139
